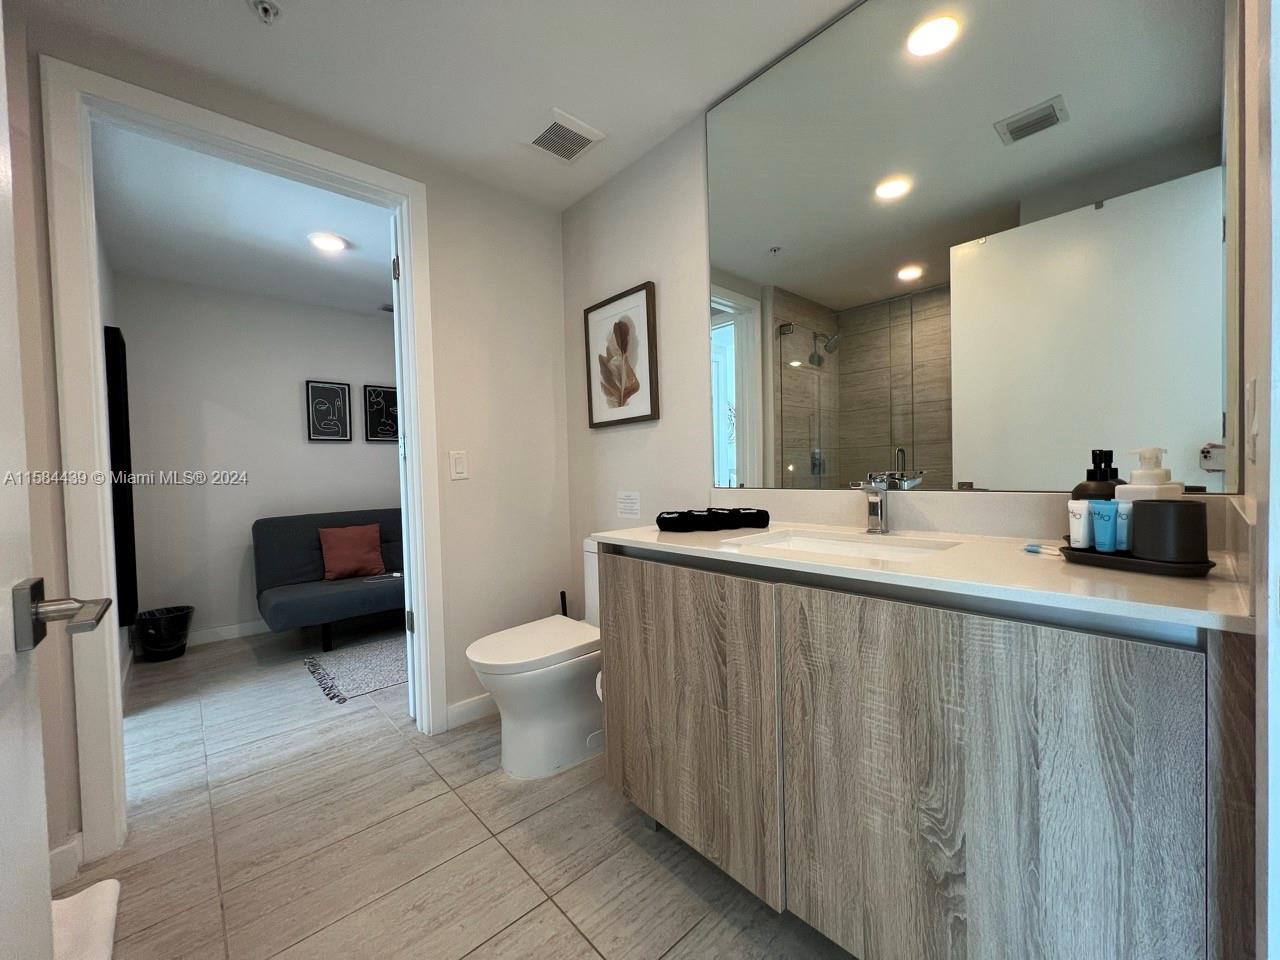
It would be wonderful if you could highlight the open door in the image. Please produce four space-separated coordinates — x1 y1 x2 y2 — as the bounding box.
0 3 56 955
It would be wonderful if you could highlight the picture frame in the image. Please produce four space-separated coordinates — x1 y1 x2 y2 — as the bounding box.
364 384 399 442
583 281 659 428
306 380 351 441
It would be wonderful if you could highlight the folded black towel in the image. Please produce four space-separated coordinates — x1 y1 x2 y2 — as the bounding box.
655 511 699 532
731 508 770 529
655 508 771 532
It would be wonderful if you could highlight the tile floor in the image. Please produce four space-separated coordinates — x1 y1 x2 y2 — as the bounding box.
55 628 849 959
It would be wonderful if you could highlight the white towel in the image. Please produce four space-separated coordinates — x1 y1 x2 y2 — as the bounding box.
52 879 119 960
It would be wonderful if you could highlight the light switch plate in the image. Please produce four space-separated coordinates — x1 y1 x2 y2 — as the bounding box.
448 450 469 480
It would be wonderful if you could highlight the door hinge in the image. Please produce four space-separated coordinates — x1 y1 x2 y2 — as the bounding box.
405 609 415 633
392 256 400 280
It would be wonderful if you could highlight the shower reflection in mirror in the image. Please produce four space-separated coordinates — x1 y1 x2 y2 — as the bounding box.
707 0 1236 494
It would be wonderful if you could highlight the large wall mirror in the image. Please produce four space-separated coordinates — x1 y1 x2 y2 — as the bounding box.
707 0 1240 492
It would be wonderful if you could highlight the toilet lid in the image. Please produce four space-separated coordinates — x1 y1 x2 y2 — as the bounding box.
466 615 600 675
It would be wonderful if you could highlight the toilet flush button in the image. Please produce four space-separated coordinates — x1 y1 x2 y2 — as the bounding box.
449 450 470 480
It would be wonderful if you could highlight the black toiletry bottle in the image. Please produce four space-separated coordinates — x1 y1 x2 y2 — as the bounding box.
1071 449 1121 500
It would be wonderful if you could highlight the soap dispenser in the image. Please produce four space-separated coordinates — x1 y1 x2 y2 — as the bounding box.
1070 449 1121 500
1115 447 1184 501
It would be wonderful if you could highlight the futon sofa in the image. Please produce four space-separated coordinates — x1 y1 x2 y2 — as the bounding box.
251 508 404 650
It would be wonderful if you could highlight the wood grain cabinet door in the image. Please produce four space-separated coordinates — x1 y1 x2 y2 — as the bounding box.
780 584 967 959
599 553 782 909
780 584 1208 960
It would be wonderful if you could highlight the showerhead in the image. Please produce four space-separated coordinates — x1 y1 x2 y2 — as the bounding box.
808 331 840 366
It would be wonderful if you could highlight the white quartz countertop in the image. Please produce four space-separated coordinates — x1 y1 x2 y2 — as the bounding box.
591 522 1253 636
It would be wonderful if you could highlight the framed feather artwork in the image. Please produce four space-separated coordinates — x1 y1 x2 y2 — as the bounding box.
583 281 659 428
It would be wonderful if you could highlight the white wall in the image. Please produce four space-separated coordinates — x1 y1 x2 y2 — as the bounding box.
561 120 711 613
426 171 571 706
10 6 572 852
951 167 1225 491
111 275 399 634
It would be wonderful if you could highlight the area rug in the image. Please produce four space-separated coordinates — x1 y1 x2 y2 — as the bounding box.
304 633 407 703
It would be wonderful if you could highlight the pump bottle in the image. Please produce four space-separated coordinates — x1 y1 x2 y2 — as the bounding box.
1115 447 1184 501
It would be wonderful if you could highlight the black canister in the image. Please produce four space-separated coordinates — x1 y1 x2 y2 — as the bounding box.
1130 500 1208 564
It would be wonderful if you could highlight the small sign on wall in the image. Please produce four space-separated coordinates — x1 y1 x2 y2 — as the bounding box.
617 490 640 519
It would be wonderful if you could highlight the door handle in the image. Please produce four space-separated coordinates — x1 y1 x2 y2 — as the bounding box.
13 577 113 653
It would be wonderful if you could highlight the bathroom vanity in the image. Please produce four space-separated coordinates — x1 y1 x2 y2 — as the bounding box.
593 525 1254 959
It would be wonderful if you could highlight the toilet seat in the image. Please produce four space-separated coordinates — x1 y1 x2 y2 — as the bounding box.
466 615 599 676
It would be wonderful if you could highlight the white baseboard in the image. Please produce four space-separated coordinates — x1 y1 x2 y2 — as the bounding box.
49 833 83 889
446 692 496 729
186 618 271 648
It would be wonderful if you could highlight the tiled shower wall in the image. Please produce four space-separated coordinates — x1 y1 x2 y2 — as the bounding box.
772 288 842 489
835 286 953 490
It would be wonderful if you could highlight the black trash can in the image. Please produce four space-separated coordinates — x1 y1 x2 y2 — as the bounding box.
134 606 194 661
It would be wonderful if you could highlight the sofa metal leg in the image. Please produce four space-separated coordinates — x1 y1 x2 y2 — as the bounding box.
320 622 333 652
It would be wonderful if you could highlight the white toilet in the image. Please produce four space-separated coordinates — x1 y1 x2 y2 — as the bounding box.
465 539 603 779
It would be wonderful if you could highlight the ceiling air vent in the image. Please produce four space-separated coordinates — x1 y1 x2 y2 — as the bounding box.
994 95 1069 145
529 109 604 163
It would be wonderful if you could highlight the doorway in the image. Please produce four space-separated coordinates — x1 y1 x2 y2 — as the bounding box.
42 57 447 865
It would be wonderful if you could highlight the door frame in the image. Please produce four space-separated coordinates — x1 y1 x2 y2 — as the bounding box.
710 283 763 487
41 57 449 862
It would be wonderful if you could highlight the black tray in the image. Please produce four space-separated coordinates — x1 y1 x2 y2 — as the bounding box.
1059 539 1215 578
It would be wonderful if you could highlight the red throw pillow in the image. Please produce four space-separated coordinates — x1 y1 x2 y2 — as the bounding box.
318 523 386 580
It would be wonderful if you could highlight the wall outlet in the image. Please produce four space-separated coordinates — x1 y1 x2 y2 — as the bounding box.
448 450 470 480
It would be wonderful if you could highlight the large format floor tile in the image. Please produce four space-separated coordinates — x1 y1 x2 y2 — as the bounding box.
68 626 844 959
125 758 209 816
216 751 447 889
209 730 420 831
497 778 648 895
410 715 502 788
205 700 393 787
367 681 414 733
200 688 359 754
554 826 738 960
457 754 604 833
272 838 544 960
123 725 205 774
59 836 220 942
222 792 489 960
111 898 227 960
122 698 202 750
661 885 851 959
82 793 213 876
464 901 601 960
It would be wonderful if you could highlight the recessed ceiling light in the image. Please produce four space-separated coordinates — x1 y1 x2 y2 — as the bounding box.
898 264 924 281
308 232 349 253
788 360 804 367
875 176 913 201
907 16 960 57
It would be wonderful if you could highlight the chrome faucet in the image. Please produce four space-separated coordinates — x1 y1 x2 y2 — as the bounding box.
864 485 887 534
852 468 927 534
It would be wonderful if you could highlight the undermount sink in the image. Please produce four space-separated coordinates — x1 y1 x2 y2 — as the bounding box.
725 528 961 563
